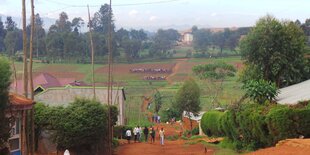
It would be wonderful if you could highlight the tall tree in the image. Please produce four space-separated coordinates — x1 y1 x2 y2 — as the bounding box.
0 56 12 153
4 30 22 56
5 16 17 31
192 29 212 52
240 15 309 87
150 29 180 57
92 4 115 34
56 12 71 33
174 78 201 130
0 17 6 52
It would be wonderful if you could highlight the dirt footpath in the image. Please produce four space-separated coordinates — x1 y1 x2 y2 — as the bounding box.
115 123 215 155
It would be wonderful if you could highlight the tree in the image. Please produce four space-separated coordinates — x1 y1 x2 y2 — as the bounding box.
4 30 22 56
0 17 6 52
153 90 163 114
150 29 180 57
192 29 212 53
0 56 12 152
174 78 201 130
5 16 17 31
34 99 118 153
56 12 71 33
71 17 84 33
92 4 114 34
242 79 279 104
240 15 309 87
192 62 236 107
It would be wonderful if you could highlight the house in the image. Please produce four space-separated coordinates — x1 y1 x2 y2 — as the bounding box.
182 111 206 135
34 86 126 125
180 30 193 45
11 73 76 95
7 93 35 155
276 79 310 105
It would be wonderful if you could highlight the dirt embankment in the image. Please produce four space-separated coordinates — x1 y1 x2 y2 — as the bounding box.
249 139 310 155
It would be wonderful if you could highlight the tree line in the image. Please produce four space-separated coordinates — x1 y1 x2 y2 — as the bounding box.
0 4 180 63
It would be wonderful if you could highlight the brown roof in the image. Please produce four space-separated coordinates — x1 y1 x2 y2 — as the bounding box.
9 93 35 110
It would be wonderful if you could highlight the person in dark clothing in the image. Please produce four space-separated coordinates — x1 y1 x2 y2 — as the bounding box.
143 126 149 142
150 127 155 143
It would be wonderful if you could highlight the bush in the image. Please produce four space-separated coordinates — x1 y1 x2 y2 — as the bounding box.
294 108 310 137
219 103 310 151
265 106 298 145
201 111 224 136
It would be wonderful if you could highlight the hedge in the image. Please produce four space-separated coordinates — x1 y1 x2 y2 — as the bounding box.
201 111 224 136
218 103 310 151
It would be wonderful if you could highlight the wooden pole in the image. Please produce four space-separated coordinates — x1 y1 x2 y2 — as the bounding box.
22 0 28 97
87 5 96 99
29 0 35 154
107 0 113 154
21 0 28 154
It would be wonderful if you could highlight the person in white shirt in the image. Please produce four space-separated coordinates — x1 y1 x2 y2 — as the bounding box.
126 129 132 144
133 126 138 142
159 128 165 146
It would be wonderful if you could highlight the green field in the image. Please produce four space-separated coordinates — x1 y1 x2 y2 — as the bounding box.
13 50 244 126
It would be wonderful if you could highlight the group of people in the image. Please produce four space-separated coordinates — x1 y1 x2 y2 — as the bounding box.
130 68 172 74
125 126 165 145
152 115 161 123
143 76 166 80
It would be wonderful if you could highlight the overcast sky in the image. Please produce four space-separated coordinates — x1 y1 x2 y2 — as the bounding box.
0 0 309 31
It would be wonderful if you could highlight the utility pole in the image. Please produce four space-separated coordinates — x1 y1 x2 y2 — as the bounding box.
87 5 96 99
107 0 113 154
29 0 35 154
21 0 28 154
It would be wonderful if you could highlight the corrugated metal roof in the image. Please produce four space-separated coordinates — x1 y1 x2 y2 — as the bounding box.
276 79 310 105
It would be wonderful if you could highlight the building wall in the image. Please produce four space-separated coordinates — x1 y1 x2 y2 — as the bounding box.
35 87 125 125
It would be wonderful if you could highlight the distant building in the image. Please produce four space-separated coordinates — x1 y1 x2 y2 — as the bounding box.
180 30 193 45
6 93 35 155
34 86 126 125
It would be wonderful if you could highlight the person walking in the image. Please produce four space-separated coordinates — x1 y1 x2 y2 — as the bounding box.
138 126 142 142
133 126 138 143
125 129 132 144
143 126 149 142
150 127 155 143
159 127 165 146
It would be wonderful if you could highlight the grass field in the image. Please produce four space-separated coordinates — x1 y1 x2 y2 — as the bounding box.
12 51 244 126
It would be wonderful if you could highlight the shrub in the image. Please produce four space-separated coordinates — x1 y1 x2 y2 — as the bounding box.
294 108 310 137
265 106 298 145
201 111 224 136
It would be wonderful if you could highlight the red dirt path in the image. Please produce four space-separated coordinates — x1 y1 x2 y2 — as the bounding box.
115 123 215 155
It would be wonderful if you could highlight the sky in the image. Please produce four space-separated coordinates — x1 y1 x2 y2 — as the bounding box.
0 0 310 31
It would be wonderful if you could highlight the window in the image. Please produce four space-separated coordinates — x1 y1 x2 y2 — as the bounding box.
9 138 20 151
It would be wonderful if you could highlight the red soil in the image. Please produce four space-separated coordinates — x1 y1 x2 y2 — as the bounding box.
249 139 310 155
115 123 214 155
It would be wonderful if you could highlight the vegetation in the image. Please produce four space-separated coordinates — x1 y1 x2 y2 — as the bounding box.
174 78 201 130
192 62 236 107
242 79 279 104
0 56 12 152
206 103 310 151
201 111 224 137
34 98 118 153
240 15 310 87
